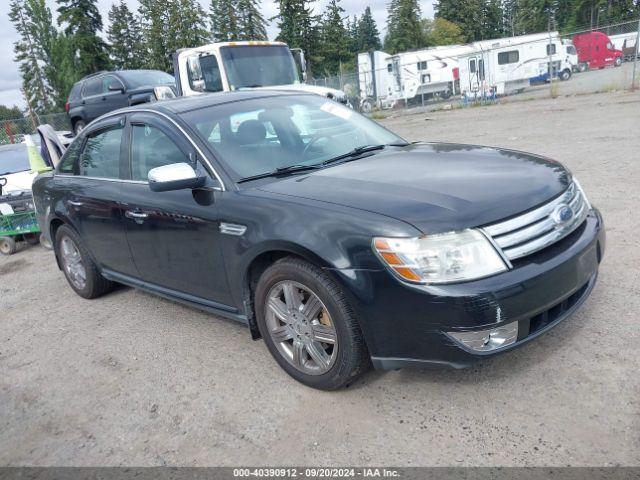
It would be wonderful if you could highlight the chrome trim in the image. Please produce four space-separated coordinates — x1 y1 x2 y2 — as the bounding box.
55 174 147 184
484 182 589 261
68 108 227 191
219 222 247 236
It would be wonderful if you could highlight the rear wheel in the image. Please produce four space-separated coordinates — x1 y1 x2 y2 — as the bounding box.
0 237 17 255
578 62 588 72
55 225 113 299
255 257 370 390
560 69 572 81
614 57 622 67
73 120 86 136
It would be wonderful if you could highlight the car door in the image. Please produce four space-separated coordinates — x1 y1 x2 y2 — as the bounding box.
118 113 233 307
53 116 138 277
81 76 105 122
100 75 129 115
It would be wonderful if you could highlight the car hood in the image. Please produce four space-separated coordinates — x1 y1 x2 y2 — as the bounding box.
257 143 571 233
257 83 347 102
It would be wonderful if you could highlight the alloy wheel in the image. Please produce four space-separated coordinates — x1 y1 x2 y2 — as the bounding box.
265 280 338 375
60 236 87 290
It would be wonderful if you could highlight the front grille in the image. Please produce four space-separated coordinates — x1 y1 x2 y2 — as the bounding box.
528 279 590 335
483 182 589 261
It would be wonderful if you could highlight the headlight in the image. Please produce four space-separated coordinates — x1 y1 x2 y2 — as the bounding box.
154 86 176 101
373 229 507 284
572 177 591 210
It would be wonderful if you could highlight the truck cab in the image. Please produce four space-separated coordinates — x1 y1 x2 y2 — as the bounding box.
572 32 623 71
173 41 349 105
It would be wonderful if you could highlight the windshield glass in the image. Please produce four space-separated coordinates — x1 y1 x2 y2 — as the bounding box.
220 45 299 89
0 145 30 175
123 70 175 89
183 94 405 180
566 45 577 55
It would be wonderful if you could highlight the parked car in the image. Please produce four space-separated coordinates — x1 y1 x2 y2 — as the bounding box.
572 31 623 72
66 70 176 135
33 91 605 390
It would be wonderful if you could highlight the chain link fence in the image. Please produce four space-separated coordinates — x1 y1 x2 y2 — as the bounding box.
1 112 71 146
310 17 640 116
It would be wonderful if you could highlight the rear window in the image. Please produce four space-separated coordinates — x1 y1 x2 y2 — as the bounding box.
0 145 30 175
69 83 83 101
122 71 175 89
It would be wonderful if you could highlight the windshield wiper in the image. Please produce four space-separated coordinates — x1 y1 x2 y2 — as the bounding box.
237 164 322 183
321 143 409 167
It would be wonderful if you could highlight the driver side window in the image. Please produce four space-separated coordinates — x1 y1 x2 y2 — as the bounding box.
130 124 191 182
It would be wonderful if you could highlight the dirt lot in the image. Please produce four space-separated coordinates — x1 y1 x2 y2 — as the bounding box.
1 90 639 467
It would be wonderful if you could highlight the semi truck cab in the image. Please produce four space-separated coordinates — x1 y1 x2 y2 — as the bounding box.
173 41 349 105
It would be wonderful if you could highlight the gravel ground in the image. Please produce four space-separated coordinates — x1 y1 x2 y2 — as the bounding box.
1 90 639 467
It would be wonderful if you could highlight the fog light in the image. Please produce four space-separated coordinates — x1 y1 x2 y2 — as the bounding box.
448 321 518 352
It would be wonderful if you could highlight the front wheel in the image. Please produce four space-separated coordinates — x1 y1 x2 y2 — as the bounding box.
578 62 588 73
614 57 622 67
0 236 17 255
55 225 114 299
73 120 86 136
560 69 572 81
255 257 370 390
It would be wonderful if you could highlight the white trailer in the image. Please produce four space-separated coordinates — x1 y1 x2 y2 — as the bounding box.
458 32 573 98
357 51 398 112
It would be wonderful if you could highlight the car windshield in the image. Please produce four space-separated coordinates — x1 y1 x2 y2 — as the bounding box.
183 94 406 181
220 45 299 89
0 145 31 176
123 71 175 89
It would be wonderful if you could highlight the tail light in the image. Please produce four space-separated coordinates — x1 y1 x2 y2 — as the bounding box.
453 67 459 80
65 101 70 113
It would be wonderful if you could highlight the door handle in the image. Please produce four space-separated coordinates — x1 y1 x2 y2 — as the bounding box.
125 210 148 220
68 200 83 207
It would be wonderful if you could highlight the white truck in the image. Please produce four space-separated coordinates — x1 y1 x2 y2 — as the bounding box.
173 41 349 105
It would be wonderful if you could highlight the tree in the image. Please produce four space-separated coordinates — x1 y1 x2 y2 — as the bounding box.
138 0 170 71
273 0 321 74
166 0 209 53
317 0 350 74
423 17 466 45
9 0 56 114
0 105 25 122
107 0 143 70
357 6 382 52
237 0 268 40
384 0 425 53
47 32 79 109
435 0 504 41
210 0 239 41
57 0 110 75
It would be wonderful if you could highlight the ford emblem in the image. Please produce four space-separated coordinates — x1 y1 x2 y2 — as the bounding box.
553 205 574 224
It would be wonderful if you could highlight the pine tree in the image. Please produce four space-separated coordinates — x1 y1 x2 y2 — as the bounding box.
273 0 321 74
57 0 110 75
237 0 267 40
317 0 350 74
107 0 143 70
9 0 56 114
210 0 239 41
357 6 382 52
138 0 170 71
47 32 79 109
384 0 425 53
166 0 209 53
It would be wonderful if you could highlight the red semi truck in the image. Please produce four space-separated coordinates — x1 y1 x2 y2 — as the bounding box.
572 31 623 72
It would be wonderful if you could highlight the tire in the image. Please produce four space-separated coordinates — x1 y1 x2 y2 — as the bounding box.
578 62 588 73
24 233 40 245
360 98 374 114
73 120 86 136
614 57 622 67
254 257 370 390
560 69 572 81
0 236 17 255
55 225 114 299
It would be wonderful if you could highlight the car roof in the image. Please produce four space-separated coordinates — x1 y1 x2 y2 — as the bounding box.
0 143 27 152
111 90 311 116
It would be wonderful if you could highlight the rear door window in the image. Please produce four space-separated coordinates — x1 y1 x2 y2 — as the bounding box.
83 77 103 97
79 126 123 179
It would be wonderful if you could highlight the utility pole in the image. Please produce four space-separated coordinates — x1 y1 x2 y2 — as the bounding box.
632 17 640 90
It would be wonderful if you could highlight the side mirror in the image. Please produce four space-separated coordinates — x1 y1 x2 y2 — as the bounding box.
108 85 125 93
148 163 206 192
291 48 307 82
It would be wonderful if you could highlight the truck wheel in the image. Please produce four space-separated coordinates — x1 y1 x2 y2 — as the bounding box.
614 57 622 67
441 89 452 99
578 62 588 73
73 120 86 136
360 98 374 114
560 69 572 81
0 236 17 255
55 225 114 299
254 257 370 390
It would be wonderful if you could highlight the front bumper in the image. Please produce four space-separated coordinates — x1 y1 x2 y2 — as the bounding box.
332 208 605 370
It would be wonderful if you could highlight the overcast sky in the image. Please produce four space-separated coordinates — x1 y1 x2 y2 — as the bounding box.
0 0 435 109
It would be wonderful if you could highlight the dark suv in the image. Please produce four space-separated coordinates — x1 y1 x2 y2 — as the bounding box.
66 70 176 135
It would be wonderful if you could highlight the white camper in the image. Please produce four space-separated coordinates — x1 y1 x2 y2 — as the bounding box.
357 51 398 112
458 32 573 98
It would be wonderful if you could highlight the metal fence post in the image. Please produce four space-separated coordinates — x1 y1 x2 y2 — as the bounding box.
632 17 640 90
